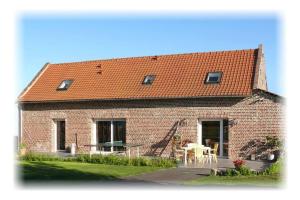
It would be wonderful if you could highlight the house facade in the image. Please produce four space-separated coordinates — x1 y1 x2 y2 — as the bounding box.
18 44 284 159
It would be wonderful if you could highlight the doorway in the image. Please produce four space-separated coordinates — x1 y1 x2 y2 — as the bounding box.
197 119 228 157
56 120 66 151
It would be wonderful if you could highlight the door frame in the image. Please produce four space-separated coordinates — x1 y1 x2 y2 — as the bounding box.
197 119 224 157
52 119 66 152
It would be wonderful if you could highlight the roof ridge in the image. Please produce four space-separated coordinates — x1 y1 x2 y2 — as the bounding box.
51 47 258 65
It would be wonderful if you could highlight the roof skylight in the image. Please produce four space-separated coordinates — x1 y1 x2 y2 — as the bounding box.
205 72 222 84
57 79 73 90
142 75 155 85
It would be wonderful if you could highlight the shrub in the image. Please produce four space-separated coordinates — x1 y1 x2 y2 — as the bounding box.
262 158 283 175
233 159 246 169
20 152 64 162
225 168 240 176
20 153 176 168
237 166 253 176
266 136 282 150
19 143 26 149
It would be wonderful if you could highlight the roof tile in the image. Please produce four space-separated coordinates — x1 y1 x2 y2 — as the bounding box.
19 48 258 102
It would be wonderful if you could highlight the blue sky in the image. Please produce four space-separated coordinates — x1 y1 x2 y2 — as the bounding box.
19 15 281 95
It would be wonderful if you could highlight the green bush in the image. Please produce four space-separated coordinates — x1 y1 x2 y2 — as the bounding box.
238 166 253 176
225 168 240 176
221 166 256 176
20 152 65 162
20 153 176 168
262 158 283 175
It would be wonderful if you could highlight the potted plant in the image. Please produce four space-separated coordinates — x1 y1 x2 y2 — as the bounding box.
267 149 275 161
19 143 26 156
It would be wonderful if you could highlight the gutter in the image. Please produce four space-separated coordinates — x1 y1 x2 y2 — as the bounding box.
18 95 248 104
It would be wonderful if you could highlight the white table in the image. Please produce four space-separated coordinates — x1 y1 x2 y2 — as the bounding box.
182 146 211 165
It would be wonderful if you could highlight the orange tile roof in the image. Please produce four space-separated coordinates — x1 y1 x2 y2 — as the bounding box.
19 48 259 102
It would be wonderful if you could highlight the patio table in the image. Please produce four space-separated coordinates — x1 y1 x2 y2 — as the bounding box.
182 145 211 166
98 142 143 159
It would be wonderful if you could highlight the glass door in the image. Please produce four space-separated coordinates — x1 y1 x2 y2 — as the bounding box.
199 119 228 157
202 121 220 154
96 120 126 152
97 121 111 151
113 121 126 151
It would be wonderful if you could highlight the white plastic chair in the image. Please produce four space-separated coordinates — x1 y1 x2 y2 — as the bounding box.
194 144 205 164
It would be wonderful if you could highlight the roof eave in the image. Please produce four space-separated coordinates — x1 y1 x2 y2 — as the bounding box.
18 95 249 104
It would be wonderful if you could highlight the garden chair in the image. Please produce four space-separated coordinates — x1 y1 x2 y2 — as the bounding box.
194 144 205 164
210 142 219 163
171 137 185 161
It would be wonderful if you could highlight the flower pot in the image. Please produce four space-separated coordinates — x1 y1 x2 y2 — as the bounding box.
267 153 275 161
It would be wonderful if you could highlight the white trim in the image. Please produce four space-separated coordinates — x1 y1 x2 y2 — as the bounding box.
197 120 202 144
52 120 57 152
91 120 97 153
52 119 66 152
220 120 224 157
197 119 224 157
93 118 126 122
110 120 114 152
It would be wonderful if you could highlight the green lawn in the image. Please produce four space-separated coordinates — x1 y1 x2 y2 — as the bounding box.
20 161 162 182
185 174 282 187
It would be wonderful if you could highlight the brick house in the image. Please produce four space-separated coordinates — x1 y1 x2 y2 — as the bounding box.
18 44 284 159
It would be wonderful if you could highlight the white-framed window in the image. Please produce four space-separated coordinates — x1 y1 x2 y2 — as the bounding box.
91 119 126 153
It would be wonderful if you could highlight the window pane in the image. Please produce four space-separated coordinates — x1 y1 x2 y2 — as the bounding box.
143 75 155 85
202 121 220 154
97 121 111 151
113 121 126 151
57 80 73 90
208 76 219 82
206 72 221 83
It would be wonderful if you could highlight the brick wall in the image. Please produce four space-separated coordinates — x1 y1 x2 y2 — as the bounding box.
20 91 284 159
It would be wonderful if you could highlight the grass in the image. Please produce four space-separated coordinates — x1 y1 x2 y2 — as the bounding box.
185 174 282 187
19 161 162 182
185 158 284 187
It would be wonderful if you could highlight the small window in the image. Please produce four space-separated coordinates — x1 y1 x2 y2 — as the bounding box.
205 72 222 84
57 79 73 90
142 75 155 85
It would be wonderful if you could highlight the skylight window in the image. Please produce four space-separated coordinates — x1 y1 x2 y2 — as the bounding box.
57 79 73 90
142 75 155 85
205 72 222 84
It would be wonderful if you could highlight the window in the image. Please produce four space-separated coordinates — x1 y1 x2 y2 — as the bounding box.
205 72 222 84
96 120 126 152
57 79 73 90
142 75 155 85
